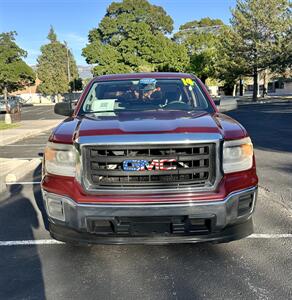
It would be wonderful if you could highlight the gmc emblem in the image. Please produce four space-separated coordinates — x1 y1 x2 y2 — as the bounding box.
123 159 177 171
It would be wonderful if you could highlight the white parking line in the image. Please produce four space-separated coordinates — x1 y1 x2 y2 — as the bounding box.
0 234 292 246
248 234 292 238
6 182 41 185
4 158 40 160
2 144 45 147
0 240 64 246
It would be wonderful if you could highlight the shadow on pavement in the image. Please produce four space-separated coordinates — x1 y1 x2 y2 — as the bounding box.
227 101 292 153
276 163 292 175
0 170 290 299
33 164 49 231
0 184 45 299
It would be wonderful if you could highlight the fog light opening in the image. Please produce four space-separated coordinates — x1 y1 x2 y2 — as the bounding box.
238 193 254 217
47 198 65 221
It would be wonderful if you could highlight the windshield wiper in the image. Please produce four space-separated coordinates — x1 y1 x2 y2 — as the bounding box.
86 110 116 113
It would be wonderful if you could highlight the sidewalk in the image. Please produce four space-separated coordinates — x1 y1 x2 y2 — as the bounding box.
0 119 60 146
0 119 61 193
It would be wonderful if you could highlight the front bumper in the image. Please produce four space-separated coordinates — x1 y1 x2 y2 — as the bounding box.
42 186 257 244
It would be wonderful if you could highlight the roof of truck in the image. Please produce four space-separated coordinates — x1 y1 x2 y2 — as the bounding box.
94 72 195 81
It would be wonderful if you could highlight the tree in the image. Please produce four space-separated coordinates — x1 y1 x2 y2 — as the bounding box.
0 32 35 103
173 18 224 83
70 78 83 91
218 0 292 101
37 26 79 96
82 0 189 75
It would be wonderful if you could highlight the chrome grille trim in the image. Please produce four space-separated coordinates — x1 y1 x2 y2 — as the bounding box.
75 133 223 194
85 144 214 186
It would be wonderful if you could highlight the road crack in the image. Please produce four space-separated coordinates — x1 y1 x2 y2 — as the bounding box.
259 186 292 217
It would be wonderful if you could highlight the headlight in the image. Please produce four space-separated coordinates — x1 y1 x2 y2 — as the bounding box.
44 142 77 177
223 137 253 173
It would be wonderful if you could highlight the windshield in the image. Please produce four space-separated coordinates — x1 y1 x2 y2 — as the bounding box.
79 78 213 115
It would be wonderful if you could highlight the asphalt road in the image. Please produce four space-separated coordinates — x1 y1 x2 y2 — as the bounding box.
0 131 50 159
0 105 63 121
0 101 291 300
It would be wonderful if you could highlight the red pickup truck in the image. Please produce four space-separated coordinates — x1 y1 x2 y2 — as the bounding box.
42 72 258 244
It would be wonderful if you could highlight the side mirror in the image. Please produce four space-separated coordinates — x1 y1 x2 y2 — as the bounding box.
54 102 73 116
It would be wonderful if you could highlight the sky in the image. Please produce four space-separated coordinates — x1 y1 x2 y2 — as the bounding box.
0 0 236 66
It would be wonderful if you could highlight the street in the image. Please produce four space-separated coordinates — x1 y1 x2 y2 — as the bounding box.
0 102 292 299
0 105 63 121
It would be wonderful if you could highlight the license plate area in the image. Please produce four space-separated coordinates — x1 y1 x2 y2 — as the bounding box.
131 222 171 235
86 216 214 236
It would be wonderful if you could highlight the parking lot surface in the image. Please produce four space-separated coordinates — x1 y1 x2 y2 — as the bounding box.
0 105 63 121
0 102 291 299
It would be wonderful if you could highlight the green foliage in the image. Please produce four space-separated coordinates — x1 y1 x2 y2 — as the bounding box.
174 18 224 82
179 17 224 30
82 0 189 75
215 25 248 87
82 78 92 87
0 121 19 130
37 26 79 95
47 26 57 43
0 31 35 94
70 78 83 91
217 0 292 100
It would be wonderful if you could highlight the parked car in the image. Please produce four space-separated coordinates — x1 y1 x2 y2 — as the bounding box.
0 96 22 113
42 72 258 245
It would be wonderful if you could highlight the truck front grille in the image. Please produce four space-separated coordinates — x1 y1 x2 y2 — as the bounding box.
82 143 216 190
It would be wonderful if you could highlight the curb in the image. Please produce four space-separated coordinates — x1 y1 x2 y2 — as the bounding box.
0 158 41 194
238 99 292 105
22 103 55 107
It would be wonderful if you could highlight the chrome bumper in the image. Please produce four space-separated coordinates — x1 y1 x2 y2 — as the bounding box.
42 186 257 233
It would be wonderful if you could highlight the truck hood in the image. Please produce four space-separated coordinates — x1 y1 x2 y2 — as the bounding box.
50 110 247 144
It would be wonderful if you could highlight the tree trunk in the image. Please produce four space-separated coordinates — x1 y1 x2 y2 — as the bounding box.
3 86 8 101
3 86 9 113
252 67 258 102
232 84 237 97
262 69 269 98
239 78 244 96
3 85 12 124
201 76 207 84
